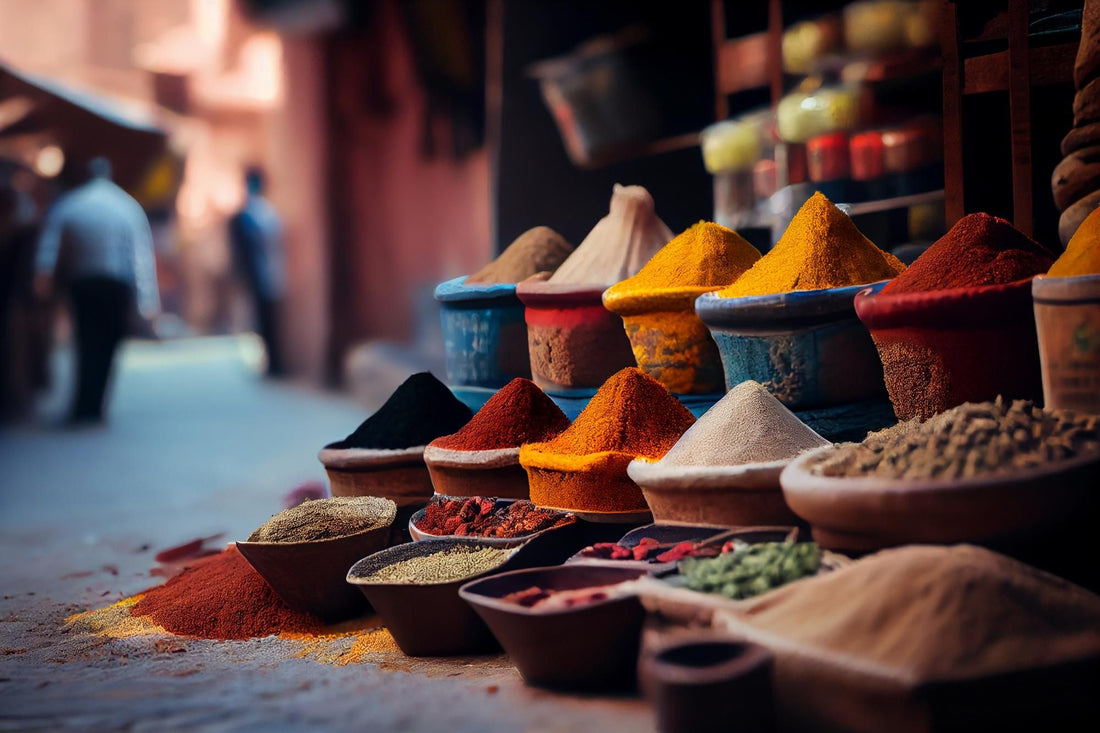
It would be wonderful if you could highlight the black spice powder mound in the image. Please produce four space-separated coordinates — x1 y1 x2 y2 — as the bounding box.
329 372 473 450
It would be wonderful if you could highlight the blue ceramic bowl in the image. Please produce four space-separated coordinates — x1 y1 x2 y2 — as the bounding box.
435 276 531 389
695 282 889 409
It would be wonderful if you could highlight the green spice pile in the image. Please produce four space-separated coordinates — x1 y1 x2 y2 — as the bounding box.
676 542 821 600
359 546 512 584
808 397 1100 480
247 497 397 543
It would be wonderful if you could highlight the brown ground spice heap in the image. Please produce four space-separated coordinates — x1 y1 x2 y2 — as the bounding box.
808 397 1100 480
130 547 324 640
247 496 396 543
733 544 1100 681
430 378 570 451
467 226 574 284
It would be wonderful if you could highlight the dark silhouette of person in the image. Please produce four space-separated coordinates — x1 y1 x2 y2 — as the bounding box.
34 157 159 423
229 166 286 377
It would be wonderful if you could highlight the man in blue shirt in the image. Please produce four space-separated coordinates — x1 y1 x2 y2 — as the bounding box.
229 167 286 377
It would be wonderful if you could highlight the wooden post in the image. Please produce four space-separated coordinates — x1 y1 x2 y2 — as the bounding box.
1007 0 1033 235
711 0 728 120
940 0 965 227
767 0 784 106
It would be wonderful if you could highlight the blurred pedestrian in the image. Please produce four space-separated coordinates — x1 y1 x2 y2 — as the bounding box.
34 157 159 424
229 166 286 377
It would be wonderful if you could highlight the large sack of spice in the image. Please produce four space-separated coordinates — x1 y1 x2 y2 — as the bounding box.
711 545 1100 733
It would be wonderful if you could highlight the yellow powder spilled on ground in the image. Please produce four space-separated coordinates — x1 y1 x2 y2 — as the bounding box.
66 596 402 666
718 192 904 298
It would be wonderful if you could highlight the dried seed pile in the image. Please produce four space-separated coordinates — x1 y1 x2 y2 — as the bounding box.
808 397 1100 480
676 542 821 600
248 497 396 543
357 546 512 584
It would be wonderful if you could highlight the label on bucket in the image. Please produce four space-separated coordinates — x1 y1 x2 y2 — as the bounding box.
1037 305 1100 413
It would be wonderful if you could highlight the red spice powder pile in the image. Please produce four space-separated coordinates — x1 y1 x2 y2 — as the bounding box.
416 497 573 537
884 213 1055 293
130 546 322 640
430 378 570 451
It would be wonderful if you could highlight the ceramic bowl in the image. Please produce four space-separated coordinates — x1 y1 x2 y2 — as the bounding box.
780 444 1100 552
346 537 526 656
236 502 396 623
855 278 1042 420
695 281 890 409
1032 274 1100 414
423 445 530 499
602 286 725 395
435 276 532 389
515 282 636 394
628 443 827 527
318 445 434 507
641 636 776 733
458 564 648 689
407 497 577 545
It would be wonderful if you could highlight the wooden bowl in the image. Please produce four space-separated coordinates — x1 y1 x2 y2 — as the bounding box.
318 445 434 506
459 565 648 690
236 507 396 623
423 445 530 499
780 445 1100 552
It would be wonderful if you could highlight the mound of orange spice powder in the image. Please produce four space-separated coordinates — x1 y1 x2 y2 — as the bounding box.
520 368 695 513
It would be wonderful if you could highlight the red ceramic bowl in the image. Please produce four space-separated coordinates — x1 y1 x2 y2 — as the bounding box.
855 278 1043 420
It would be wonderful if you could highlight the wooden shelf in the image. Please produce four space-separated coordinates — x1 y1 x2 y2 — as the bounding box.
962 41 1078 95
716 32 770 96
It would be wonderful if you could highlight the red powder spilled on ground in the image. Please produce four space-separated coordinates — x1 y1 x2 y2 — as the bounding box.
130 546 323 640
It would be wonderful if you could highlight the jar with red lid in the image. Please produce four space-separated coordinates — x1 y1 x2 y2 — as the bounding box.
806 133 851 201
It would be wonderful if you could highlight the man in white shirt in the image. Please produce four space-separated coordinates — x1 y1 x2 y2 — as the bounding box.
34 157 159 423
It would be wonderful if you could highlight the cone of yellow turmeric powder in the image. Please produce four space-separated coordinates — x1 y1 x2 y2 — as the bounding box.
604 222 761 394
717 191 904 298
520 367 695 515
1048 205 1100 277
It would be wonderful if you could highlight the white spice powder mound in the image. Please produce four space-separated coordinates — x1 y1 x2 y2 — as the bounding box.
658 380 829 467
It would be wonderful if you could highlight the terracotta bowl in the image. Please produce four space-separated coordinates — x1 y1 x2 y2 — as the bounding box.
423 445 530 499
522 447 654 517
696 282 890 409
855 278 1042 421
458 565 648 690
602 286 725 395
780 445 1100 552
515 282 635 394
435 276 532 389
318 445 434 507
1032 273 1100 414
628 458 811 527
345 537 526 656
236 502 396 623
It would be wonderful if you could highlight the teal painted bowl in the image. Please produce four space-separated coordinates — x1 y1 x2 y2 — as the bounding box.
695 282 889 409
435 276 531 389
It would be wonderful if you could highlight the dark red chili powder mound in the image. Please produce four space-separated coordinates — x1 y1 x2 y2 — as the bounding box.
131 547 323 640
883 213 1055 293
430 378 570 451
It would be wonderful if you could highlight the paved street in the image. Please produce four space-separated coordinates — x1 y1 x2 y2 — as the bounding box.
0 337 650 732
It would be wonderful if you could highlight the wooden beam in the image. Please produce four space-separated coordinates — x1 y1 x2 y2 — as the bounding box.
940 0 965 227
767 0 784 105
716 33 770 98
1007 0 1033 235
711 0 728 120
963 42 1078 95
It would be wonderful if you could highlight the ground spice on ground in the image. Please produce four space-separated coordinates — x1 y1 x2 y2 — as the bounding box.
732 544 1100 681
547 184 674 286
523 368 695 459
416 497 573 537
429 378 570 451
329 372 472 450
247 496 396 543
718 192 905 298
808 396 1100 480
358 546 512 584
1049 205 1100 276
466 226 574 284
130 547 323 640
884 213 1055 293
605 221 761 294
657 380 829 467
